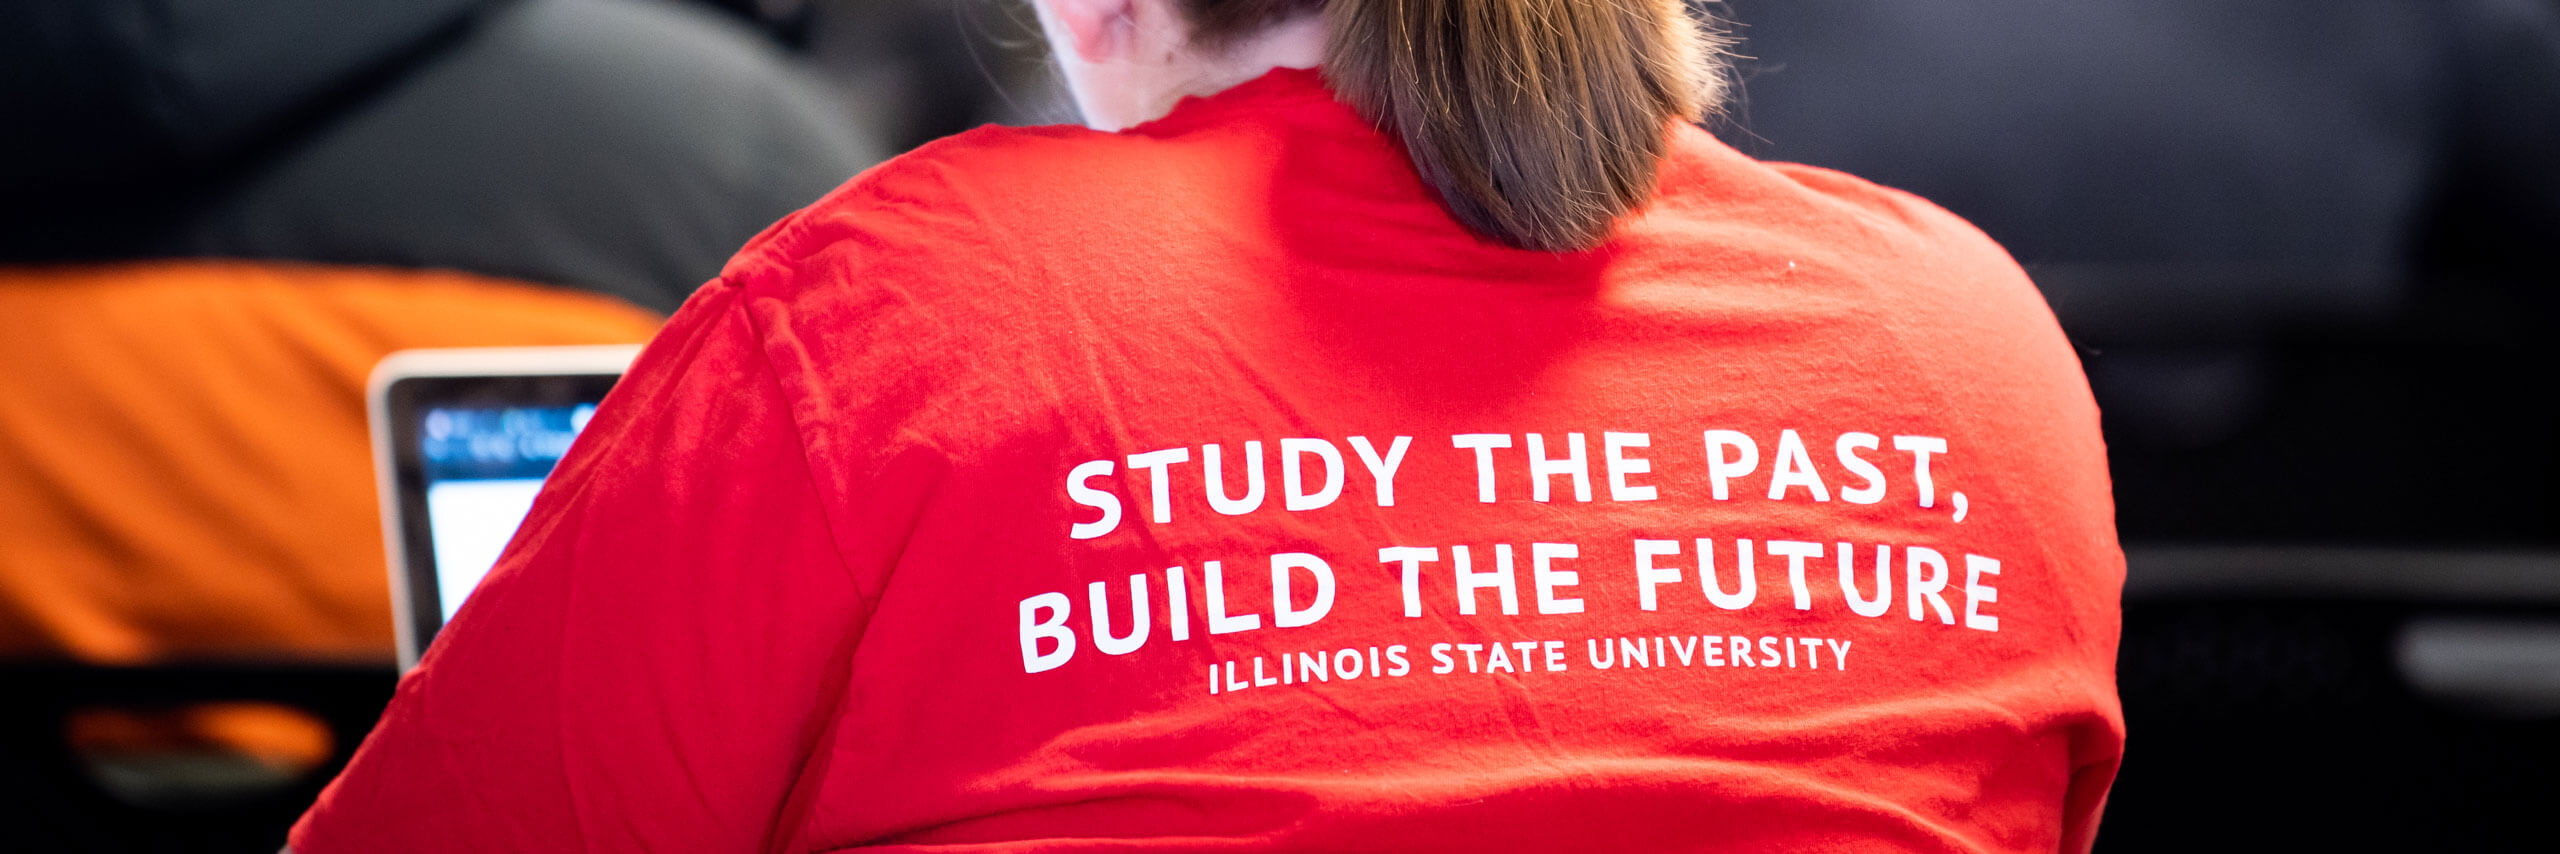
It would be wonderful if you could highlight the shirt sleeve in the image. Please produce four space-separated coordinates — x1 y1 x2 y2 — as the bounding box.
291 278 866 852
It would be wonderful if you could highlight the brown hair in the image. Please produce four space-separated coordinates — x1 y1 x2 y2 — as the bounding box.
1184 0 1726 252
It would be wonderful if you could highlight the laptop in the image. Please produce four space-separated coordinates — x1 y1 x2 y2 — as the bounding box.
368 345 640 669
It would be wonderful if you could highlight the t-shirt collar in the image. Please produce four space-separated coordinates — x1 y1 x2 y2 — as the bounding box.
1131 66 1337 134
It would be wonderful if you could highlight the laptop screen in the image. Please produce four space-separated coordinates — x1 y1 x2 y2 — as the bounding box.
417 402 600 622
371 345 637 668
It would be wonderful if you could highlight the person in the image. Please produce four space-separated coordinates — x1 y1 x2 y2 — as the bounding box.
290 0 2126 849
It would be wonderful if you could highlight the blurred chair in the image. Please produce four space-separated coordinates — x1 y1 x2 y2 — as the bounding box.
0 0 879 848
1713 0 2560 846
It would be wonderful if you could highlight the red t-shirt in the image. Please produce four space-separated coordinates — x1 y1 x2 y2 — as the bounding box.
295 68 2124 852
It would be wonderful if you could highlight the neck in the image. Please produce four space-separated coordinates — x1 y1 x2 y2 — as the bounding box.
1149 14 1327 120
1203 13 1328 86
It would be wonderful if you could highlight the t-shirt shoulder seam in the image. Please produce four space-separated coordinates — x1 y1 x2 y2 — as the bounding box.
725 285 881 607
719 286 881 853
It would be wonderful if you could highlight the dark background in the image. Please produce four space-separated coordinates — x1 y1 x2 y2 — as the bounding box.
4 0 2556 849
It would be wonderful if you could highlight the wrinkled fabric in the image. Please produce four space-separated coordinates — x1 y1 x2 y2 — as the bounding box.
295 69 2124 853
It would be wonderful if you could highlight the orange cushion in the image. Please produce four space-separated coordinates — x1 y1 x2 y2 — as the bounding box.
0 260 664 662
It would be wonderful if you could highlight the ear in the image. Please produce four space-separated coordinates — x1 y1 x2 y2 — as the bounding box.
1031 0 1138 63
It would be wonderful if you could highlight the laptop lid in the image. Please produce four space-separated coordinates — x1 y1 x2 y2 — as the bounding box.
368 345 639 670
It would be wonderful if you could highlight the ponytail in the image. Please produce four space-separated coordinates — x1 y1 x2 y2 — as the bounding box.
1325 0 1721 251
1181 0 1724 252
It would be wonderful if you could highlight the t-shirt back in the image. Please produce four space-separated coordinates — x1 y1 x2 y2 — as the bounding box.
294 68 2124 853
